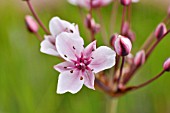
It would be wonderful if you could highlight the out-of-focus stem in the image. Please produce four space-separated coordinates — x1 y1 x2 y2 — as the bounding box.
129 70 165 91
127 4 131 26
123 65 138 84
140 32 155 51
96 9 108 45
109 0 119 36
34 32 43 41
117 57 125 89
89 0 95 41
108 98 118 113
78 6 91 41
26 1 50 35
120 6 126 34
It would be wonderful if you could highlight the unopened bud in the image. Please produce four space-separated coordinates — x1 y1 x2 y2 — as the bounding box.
154 23 167 39
122 21 129 35
126 53 134 64
110 33 118 47
134 50 145 66
114 35 132 56
25 15 39 33
121 0 131 6
168 6 170 16
127 30 136 42
85 14 92 29
163 58 170 72
91 19 100 33
85 14 100 33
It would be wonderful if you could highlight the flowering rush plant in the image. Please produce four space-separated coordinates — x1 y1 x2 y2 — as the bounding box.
23 0 170 98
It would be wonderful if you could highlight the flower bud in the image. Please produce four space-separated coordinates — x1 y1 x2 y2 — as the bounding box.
134 50 145 66
163 58 170 72
121 0 131 6
154 23 167 39
85 14 92 29
114 35 132 56
126 53 134 64
25 15 39 33
122 21 129 35
110 33 118 47
167 6 170 17
85 14 100 33
127 30 136 42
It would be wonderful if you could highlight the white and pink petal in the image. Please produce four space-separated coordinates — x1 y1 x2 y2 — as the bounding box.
57 70 84 94
49 17 79 37
56 32 84 61
89 46 116 73
83 70 95 90
40 35 59 56
83 40 96 58
54 61 75 73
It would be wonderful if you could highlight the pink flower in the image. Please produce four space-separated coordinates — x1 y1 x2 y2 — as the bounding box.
54 32 116 94
68 0 112 9
40 17 79 56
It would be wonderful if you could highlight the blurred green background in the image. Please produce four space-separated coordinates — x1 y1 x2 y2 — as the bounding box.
0 0 170 113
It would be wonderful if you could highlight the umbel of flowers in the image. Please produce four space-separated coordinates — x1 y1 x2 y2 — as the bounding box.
23 0 170 97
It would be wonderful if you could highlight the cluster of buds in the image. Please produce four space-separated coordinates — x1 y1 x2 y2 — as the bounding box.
23 0 170 97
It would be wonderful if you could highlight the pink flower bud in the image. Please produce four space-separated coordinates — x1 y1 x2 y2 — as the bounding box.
154 23 167 39
126 53 134 64
134 50 145 66
127 30 136 42
85 14 100 34
122 21 129 35
114 35 132 56
121 0 131 6
25 15 39 33
110 33 118 47
85 14 92 29
168 6 170 16
163 58 170 72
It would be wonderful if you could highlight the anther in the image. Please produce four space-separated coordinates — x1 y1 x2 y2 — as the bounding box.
64 55 67 58
80 76 83 80
73 46 75 50
70 29 73 33
70 70 73 73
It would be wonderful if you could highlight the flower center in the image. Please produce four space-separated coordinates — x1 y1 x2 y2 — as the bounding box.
74 54 91 71
76 62 86 70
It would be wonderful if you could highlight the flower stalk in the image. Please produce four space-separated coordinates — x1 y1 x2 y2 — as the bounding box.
117 57 125 90
127 70 165 91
